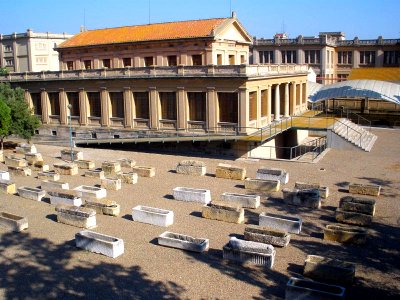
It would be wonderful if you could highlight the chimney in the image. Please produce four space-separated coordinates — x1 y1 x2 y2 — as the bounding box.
231 11 237 19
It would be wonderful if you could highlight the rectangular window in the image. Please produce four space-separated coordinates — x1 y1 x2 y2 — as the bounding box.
134 92 149 119
87 92 101 117
123 57 132 67
4 45 12 52
36 57 48 64
66 92 80 117
281 50 297 63
144 56 154 67
259 51 274 64
102 59 111 68
84 60 92 69
218 92 238 123
337 51 352 64
35 43 47 50
305 50 321 64
48 92 60 115
109 92 124 118
192 55 202 66
383 51 400 65
217 54 222 65
30 93 42 115
249 91 257 121
188 92 206 122
229 55 235 65
66 61 73 70
337 74 348 82
360 51 376 65
241 55 246 64
159 92 176 120
5 59 14 66
167 55 177 66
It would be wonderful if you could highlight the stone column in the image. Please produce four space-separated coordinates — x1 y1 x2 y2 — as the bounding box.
290 82 297 115
274 84 280 121
284 83 290 117
100 87 110 127
123 87 133 128
40 89 50 124
59 88 68 125
149 87 158 129
24 90 33 109
79 88 88 125
176 87 187 130
267 85 272 124
376 49 384 67
238 88 249 132
302 82 307 107
206 87 217 131
298 83 303 112
353 50 360 68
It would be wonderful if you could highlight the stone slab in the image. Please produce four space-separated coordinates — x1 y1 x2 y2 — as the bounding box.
158 231 209 252
25 152 43 164
53 163 79 175
335 208 373 226
101 177 122 191
259 212 302 234
84 198 120 216
132 166 155 177
256 167 289 184
61 149 83 161
8 166 31 176
349 183 381 196
294 182 329 199
132 205 174 227
56 205 96 228
220 192 260 208
75 160 95 170
117 158 136 168
48 189 82 207
244 178 280 192
202 202 244 224
75 230 124 258
17 186 46 201
282 188 321 209
16 143 37 154
5 156 28 167
74 185 107 201
117 172 138 184
0 180 16 194
85 168 105 179
339 196 376 216
101 161 121 176
323 224 367 244
244 225 290 247
215 163 246 180
176 160 206 176
0 212 28 232
37 171 60 181
41 180 69 190
173 187 211 204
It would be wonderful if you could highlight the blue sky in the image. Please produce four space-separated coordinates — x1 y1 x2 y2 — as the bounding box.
1 0 399 39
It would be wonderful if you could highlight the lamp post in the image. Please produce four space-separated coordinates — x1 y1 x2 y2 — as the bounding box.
67 104 74 162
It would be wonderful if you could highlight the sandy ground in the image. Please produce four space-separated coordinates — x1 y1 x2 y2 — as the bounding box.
0 128 399 300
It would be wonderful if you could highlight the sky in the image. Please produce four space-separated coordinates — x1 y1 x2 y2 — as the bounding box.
1 0 399 39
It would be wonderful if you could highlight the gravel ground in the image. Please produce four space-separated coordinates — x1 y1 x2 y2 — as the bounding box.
0 128 399 299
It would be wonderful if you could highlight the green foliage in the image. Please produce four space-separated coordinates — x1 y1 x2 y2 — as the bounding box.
0 99 11 149
0 83 41 142
0 67 8 75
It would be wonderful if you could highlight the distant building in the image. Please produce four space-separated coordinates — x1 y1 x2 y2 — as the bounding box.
0 29 73 72
251 32 400 84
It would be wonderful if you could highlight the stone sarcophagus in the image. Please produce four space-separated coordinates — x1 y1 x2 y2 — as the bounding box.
282 188 321 209
0 212 28 232
244 178 280 192
48 189 82 207
339 196 376 216
74 185 107 201
304 255 356 285
17 186 46 201
101 177 122 191
132 205 174 227
75 230 124 258
53 163 79 175
215 163 246 180
223 237 276 268
0 179 16 194
61 149 83 161
335 209 373 226
323 224 367 244
75 159 95 170
294 182 329 199
84 198 120 216
259 212 302 234
16 143 37 154
176 160 206 176
348 183 381 196
8 166 31 177
31 161 50 172
41 180 69 190
5 155 28 167
158 231 209 252
244 225 290 247
219 192 260 209
202 202 244 224
84 168 105 179
37 170 60 181
117 158 136 168
285 277 345 300
101 161 121 176
132 166 155 177
0 170 10 180
172 187 211 204
24 152 43 164
117 172 138 184
56 205 96 228
256 167 289 184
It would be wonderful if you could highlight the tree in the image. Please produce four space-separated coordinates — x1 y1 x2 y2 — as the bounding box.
0 67 8 75
0 83 41 145
0 99 11 150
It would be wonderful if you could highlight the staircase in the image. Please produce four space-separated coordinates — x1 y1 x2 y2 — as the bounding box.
332 118 377 152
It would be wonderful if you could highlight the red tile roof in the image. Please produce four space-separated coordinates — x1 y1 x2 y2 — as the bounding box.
59 18 230 48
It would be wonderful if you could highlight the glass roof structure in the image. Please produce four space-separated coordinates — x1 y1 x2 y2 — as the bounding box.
308 80 400 104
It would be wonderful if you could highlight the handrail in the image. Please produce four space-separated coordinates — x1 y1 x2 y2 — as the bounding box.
332 118 363 147
327 106 371 132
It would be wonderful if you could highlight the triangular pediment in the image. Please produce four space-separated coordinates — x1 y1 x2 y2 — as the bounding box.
214 19 253 44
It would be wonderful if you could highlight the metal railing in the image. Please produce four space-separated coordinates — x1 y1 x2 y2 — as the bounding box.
326 106 372 132
332 118 363 147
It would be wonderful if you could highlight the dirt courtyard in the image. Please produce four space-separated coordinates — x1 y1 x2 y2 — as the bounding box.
0 127 399 299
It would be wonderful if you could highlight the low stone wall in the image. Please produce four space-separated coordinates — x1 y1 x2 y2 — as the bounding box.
285 277 345 300
323 224 367 244
8 166 32 176
41 180 69 190
304 255 356 285
48 189 82 207
335 208 373 226
202 202 244 224
17 186 46 201
0 212 28 232
256 167 289 184
53 163 78 175
74 185 107 201
294 181 329 199
0 180 16 194
132 205 174 227
84 168 105 179
37 170 60 181
101 177 122 191
259 212 302 234
85 198 120 216
215 163 246 180
158 231 209 252
117 172 138 184
220 192 260 209
5 156 28 167
0 171 10 180
61 149 83 161
173 187 211 204
349 183 381 196
176 160 206 176
282 188 321 209
117 158 136 168
244 178 280 192
244 225 290 247
132 166 155 177
75 230 124 258
339 196 376 216
101 161 121 176
223 237 275 268
56 205 96 228
75 160 95 170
